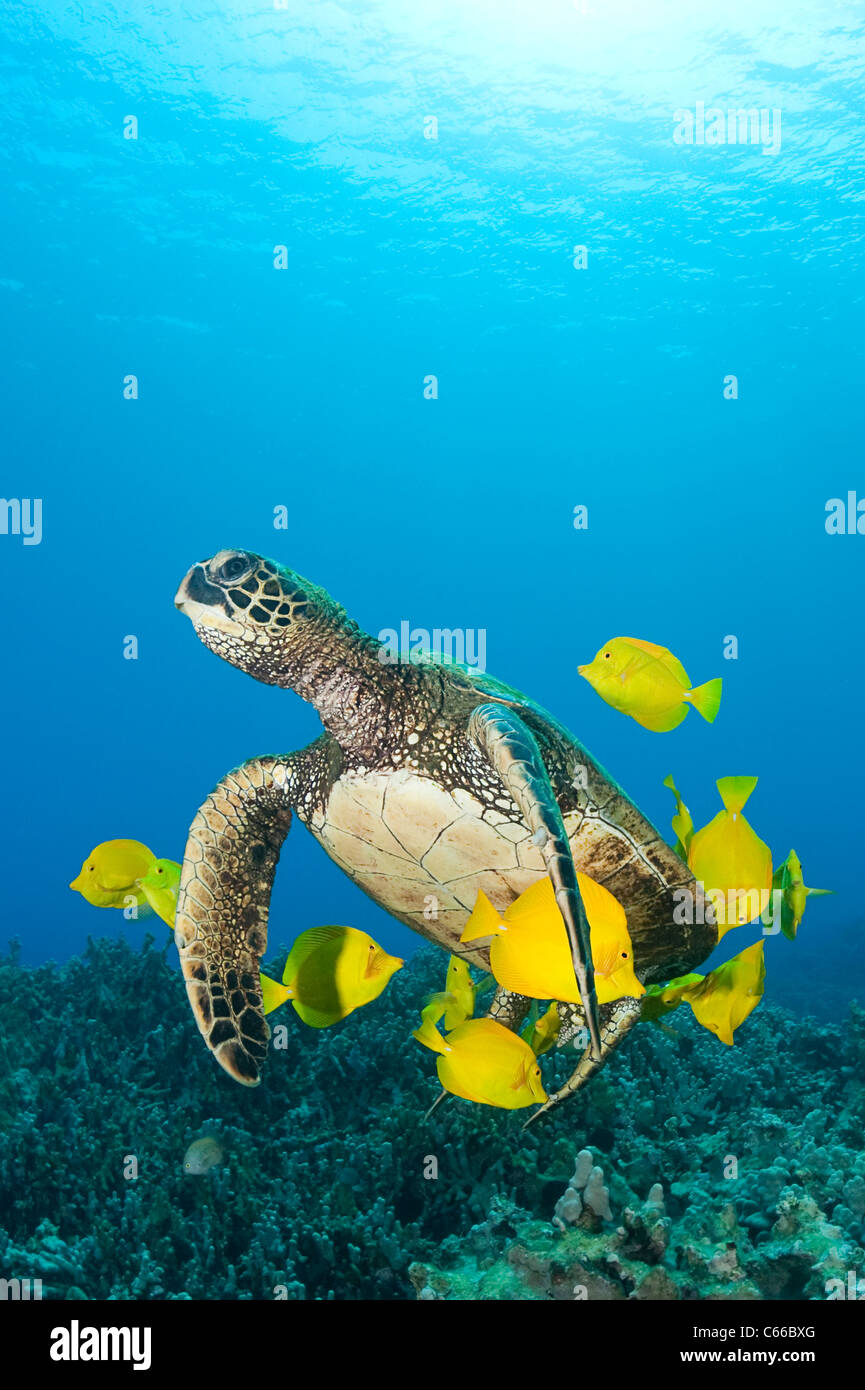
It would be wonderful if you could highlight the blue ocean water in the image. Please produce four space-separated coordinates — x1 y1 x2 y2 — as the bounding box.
2 0 863 1023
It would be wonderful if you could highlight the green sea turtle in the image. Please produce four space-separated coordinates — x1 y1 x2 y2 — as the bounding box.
173 549 717 1115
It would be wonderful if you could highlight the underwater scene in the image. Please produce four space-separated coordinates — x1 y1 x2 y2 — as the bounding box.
3 0 865 1339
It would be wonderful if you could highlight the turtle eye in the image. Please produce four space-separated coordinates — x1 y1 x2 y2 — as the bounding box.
218 554 252 583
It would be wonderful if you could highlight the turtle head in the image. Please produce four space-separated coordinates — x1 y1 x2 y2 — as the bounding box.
175 549 321 682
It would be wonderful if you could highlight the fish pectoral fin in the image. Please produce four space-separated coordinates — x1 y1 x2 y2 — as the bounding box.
467 701 602 1061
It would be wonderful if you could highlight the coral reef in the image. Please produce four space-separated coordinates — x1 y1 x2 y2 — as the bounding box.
552 1148 612 1229
0 936 863 1300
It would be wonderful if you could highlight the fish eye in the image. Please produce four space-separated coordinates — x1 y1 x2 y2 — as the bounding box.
88 865 94 872
621 951 628 958
604 652 611 659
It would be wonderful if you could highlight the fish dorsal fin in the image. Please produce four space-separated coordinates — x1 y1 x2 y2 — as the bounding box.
503 876 559 925
282 925 351 984
622 636 671 659
716 776 758 816
447 1017 508 1050
461 890 506 943
623 637 690 686
575 871 627 933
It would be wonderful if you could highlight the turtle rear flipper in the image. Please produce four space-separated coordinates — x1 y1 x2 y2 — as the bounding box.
175 755 296 1085
467 702 602 1061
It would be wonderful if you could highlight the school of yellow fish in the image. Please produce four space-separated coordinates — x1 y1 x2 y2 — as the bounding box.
69 632 830 1116
70 840 182 926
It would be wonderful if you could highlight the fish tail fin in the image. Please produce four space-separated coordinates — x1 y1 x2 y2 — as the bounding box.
716 774 758 814
686 676 723 723
412 1018 449 1055
259 972 292 1016
460 889 505 943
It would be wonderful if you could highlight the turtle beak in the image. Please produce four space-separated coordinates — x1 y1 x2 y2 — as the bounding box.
175 564 224 612
175 565 244 636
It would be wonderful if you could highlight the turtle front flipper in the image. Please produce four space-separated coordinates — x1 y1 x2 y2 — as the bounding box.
523 996 643 1128
467 702 602 1060
175 754 296 1086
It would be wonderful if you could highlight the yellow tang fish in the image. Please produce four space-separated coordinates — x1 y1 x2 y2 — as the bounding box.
461 874 644 1005
688 777 772 936
663 774 694 861
683 940 766 1045
443 955 476 1029
527 1001 560 1056
415 958 477 1035
412 1016 547 1110
70 839 156 908
641 973 703 1023
770 850 832 941
137 858 182 927
579 637 722 733
259 926 403 1027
